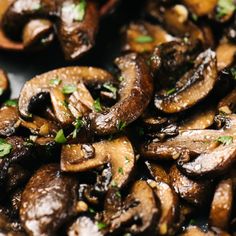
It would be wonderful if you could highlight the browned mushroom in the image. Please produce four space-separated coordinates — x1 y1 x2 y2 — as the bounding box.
107 180 159 235
169 165 212 206
22 19 54 50
2 0 99 60
154 49 217 113
18 66 114 125
146 162 180 235
122 21 175 53
209 178 233 230
0 69 9 97
20 164 78 236
61 136 135 188
88 53 153 135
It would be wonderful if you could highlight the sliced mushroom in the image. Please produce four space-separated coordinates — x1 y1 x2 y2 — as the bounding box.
61 136 135 188
108 180 159 235
216 41 236 71
0 105 20 137
218 88 236 114
68 216 102 236
209 178 233 230
155 49 217 113
145 162 180 235
0 69 9 97
20 115 60 137
20 164 78 236
22 19 54 50
88 53 153 135
18 66 114 125
169 165 212 206
182 0 217 16
122 21 175 53
2 0 99 60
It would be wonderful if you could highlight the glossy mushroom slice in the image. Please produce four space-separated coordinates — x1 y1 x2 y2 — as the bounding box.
88 53 153 135
0 69 9 97
2 0 99 60
22 19 54 50
107 180 159 235
122 21 175 53
18 66 114 125
209 178 233 230
146 162 180 235
61 136 135 188
169 165 212 206
216 41 236 71
179 115 236 177
218 88 236 114
20 164 78 236
0 105 20 137
155 49 217 113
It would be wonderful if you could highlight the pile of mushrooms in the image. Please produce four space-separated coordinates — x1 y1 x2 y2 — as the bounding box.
0 0 236 235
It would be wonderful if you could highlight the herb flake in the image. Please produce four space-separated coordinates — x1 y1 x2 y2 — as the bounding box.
93 98 102 112
74 0 87 21
4 99 18 107
117 120 126 131
135 35 154 43
216 0 235 19
103 83 117 98
0 138 12 157
96 221 107 230
72 117 84 138
118 167 124 175
50 77 61 86
166 88 176 95
62 85 77 94
55 129 67 144
216 136 233 145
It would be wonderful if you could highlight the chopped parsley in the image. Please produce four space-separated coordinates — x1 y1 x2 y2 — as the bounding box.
189 219 196 225
96 221 107 230
62 84 77 94
72 117 84 138
117 120 126 131
118 167 124 175
118 76 125 82
166 88 176 95
88 207 95 214
54 129 67 144
216 0 235 19
0 138 12 157
74 0 87 21
125 156 130 163
230 67 236 79
135 35 154 43
191 13 198 21
93 98 102 112
103 83 117 98
60 100 68 108
216 136 233 145
115 190 121 198
4 99 18 107
111 180 118 187
50 77 61 86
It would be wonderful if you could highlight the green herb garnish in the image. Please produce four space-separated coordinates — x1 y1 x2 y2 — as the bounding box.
0 138 12 157
230 67 236 79
4 99 18 107
115 190 121 198
191 13 198 21
135 35 154 43
117 120 126 131
62 85 77 94
54 129 67 144
50 77 61 86
96 221 107 230
125 156 130 164
93 98 102 112
103 83 117 98
88 207 95 213
189 219 196 225
74 0 87 21
216 135 233 145
216 0 235 19
166 88 176 95
118 76 125 82
118 167 124 175
72 117 84 138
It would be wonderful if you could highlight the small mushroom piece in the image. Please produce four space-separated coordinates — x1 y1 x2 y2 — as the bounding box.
20 164 78 236
68 216 102 236
182 0 217 16
61 136 135 188
0 69 9 97
18 66 114 123
216 41 236 71
0 105 20 137
22 19 54 50
108 180 159 235
122 21 175 53
155 49 217 113
88 53 153 135
169 165 212 206
209 178 233 230
20 115 60 137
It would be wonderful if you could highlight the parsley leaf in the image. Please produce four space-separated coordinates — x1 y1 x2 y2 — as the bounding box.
4 99 18 107
118 167 124 175
74 0 87 21
115 190 121 198
166 88 176 95
117 120 126 131
62 85 77 94
54 129 67 144
216 136 233 145
216 0 235 19
96 221 107 230
103 83 117 98
0 138 12 157
230 67 236 79
72 117 84 138
50 77 61 86
93 98 102 112
135 35 154 43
